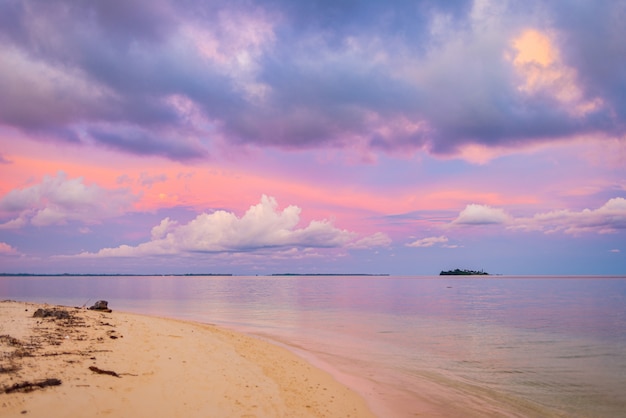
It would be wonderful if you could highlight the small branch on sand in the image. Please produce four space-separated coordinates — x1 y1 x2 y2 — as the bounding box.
0 365 20 374
3 378 62 393
89 366 120 377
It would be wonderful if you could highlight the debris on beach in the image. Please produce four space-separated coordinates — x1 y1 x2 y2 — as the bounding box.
1 301 123 400
32 308 71 320
89 366 121 378
89 300 112 313
2 378 62 394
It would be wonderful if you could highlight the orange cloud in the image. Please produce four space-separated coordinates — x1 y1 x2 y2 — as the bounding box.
513 29 556 66
510 29 603 117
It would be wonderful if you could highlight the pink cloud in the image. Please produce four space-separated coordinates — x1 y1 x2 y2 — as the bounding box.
0 171 139 228
406 235 449 248
0 242 19 256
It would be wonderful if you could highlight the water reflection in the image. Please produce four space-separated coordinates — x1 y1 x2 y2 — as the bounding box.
2 275 626 416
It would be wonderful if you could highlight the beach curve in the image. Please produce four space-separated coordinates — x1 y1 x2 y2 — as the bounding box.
0 300 375 418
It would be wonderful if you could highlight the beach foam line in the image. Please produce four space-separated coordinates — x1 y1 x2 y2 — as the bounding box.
0 300 375 417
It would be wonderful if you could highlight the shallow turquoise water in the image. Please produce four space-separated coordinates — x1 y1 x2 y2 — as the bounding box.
2 275 625 416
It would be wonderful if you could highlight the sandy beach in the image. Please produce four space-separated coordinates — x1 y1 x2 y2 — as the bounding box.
0 300 375 418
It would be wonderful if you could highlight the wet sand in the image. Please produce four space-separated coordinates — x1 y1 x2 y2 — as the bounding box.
0 300 375 417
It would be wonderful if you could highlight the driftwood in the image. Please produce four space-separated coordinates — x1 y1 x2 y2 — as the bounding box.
3 378 62 393
89 366 120 377
0 335 22 346
0 365 20 374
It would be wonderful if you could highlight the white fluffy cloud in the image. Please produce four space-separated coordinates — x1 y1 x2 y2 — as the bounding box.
451 198 626 235
72 195 388 258
406 235 449 248
349 232 392 249
452 204 510 225
513 197 626 234
0 172 139 228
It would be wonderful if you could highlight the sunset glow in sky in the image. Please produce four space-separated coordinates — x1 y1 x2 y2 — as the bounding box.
1 0 625 275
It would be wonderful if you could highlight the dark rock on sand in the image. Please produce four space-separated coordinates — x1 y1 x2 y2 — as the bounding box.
89 300 112 313
32 308 70 320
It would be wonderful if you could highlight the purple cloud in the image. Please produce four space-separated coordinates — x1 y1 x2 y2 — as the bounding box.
549 1 626 123
0 0 624 161
139 172 168 188
89 127 208 160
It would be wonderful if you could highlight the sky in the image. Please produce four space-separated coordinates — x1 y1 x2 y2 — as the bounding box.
0 0 625 276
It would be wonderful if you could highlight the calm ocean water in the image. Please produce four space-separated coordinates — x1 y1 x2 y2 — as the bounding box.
2 275 625 417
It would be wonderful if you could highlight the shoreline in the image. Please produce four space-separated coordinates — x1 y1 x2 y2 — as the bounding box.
0 300 375 417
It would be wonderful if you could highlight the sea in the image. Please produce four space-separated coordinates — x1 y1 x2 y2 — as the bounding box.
1 275 625 417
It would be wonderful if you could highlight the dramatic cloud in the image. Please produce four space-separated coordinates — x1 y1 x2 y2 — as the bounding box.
407 235 449 248
0 0 624 161
72 195 386 258
0 1 624 275
0 172 139 228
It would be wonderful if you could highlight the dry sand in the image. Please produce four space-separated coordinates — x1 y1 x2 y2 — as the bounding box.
0 300 375 418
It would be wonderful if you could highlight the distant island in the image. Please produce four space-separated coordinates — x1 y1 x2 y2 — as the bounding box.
439 269 489 276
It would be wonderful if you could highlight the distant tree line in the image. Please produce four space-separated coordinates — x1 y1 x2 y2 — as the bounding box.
439 269 489 276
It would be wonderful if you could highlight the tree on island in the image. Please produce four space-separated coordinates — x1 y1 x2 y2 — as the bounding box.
439 268 489 276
